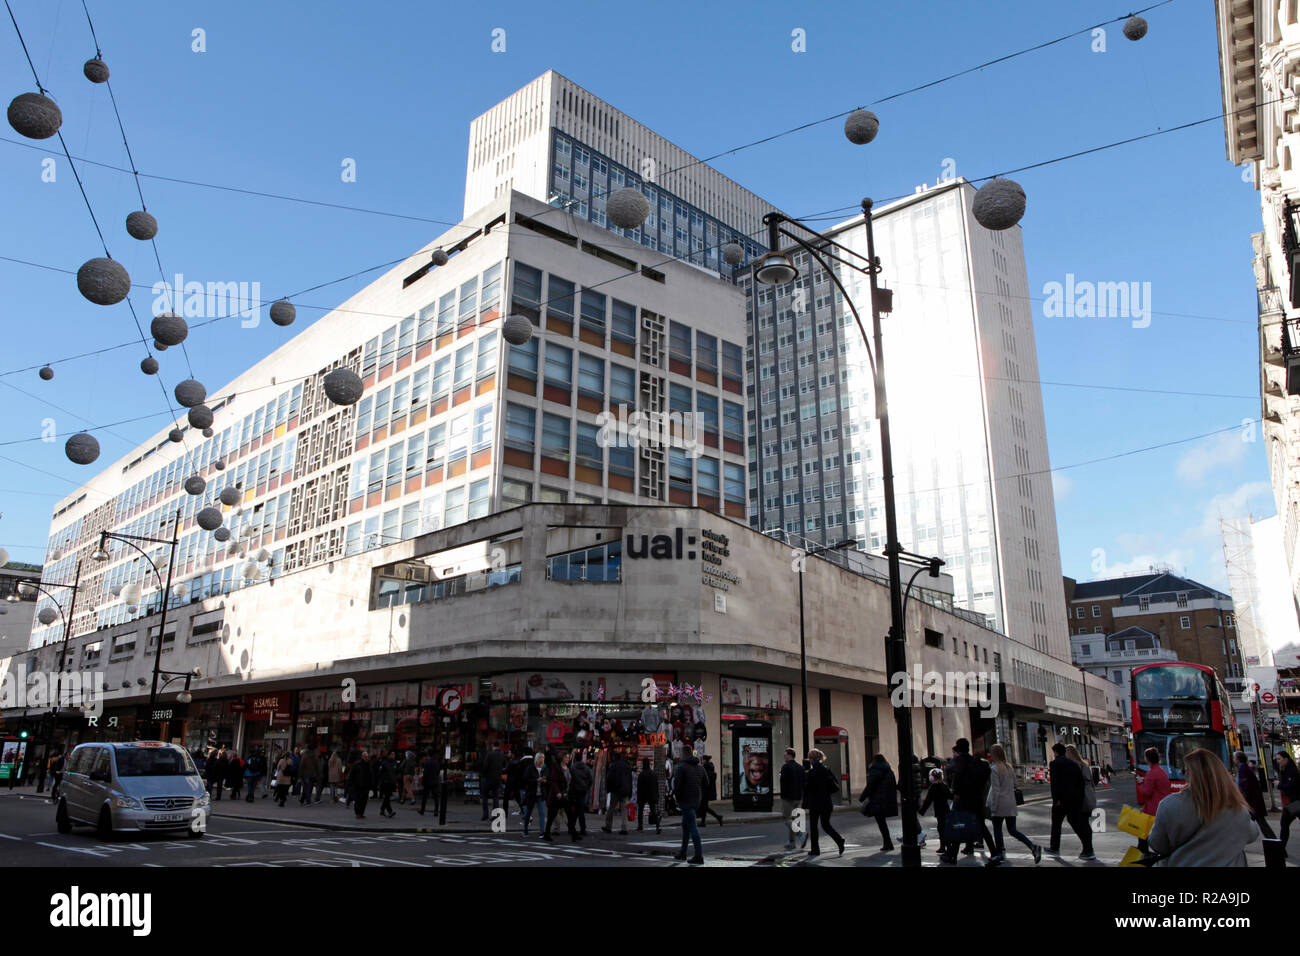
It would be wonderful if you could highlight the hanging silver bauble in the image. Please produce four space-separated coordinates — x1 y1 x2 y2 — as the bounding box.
323 368 363 406
254 548 271 562
219 486 240 506
606 187 650 229
120 581 142 605
721 243 744 266
430 249 449 266
269 300 296 326
844 109 879 145
174 379 206 408
65 432 100 465
213 459 225 470
187 404 213 430
1123 15 1148 41
37 606 58 626
150 313 188 346
7 92 62 140
140 356 159 375
196 507 223 531
77 257 131 306
971 178 1026 231
0 548 8 567
184 475 206 496
39 365 54 381
168 428 183 443
213 527 231 542
125 210 158 241
83 58 110 83
202 427 213 438
502 314 534 346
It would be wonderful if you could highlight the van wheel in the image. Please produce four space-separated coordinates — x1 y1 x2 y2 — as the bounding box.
96 806 114 840
55 800 72 834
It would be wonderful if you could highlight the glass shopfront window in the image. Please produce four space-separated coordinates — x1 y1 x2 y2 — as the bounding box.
717 677 792 799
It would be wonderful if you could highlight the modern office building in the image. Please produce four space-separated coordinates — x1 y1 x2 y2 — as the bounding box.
465 71 1070 662
29 188 749 650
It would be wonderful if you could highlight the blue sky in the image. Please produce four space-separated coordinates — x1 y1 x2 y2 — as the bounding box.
0 0 1272 596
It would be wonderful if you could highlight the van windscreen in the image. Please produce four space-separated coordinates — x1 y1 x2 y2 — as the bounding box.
115 748 197 777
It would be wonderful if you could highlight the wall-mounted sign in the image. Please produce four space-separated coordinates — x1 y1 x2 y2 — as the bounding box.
244 692 291 723
136 702 188 724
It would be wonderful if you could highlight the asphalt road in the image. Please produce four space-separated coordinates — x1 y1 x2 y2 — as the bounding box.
1 777 1290 868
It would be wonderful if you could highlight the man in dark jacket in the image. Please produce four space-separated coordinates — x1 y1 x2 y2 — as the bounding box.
1234 751 1275 838
208 748 229 800
637 757 660 833
349 752 373 819
943 738 994 861
1047 742 1094 859
802 748 845 857
298 747 321 806
699 755 723 827
569 753 593 836
602 751 634 835
671 751 707 863
479 743 507 821
245 749 266 803
779 748 806 850
861 754 898 852
419 750 441 816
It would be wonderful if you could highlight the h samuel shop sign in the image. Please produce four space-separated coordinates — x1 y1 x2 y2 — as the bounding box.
624 526 741 592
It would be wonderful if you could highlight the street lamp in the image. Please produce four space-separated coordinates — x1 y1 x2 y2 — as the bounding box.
97 508 181 741
764 531 855 757
23 561 83 793
755 198 923 866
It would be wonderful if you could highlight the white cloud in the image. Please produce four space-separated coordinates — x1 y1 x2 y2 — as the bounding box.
1175 430 1250 482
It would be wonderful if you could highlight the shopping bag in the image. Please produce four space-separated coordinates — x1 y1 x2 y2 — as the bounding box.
1116 804 1155 840
627 800 637 822
1118 845 1147 868
943 810 979 844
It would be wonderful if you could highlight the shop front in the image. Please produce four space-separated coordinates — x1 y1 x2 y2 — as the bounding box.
184 698 239 754
717 676 791 800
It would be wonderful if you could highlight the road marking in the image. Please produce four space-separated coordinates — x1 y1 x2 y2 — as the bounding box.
34 841 109 857
299 846 431 867
627 835 763 848
0 833 20 840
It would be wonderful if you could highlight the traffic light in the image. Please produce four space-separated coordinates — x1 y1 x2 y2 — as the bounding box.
18 728 28 740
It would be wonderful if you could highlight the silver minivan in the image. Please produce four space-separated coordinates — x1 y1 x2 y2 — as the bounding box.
56 741 210 839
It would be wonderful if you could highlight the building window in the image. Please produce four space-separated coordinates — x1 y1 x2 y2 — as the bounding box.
669 449 692 492
548 276 575 322
1080 644 1090 656
576 421 602 470
611 299 636 345
541 413 570 459
476 334 497 378
1091 605 1100 618
610 363 635 407
504 403 535 452
698 456 720 496
1179 615 1190 630
513 263 541 319
548 539 622 583
471 405 493 451
580 289 606 335
544 344 572 389
578 353 605 399
454 344 475 390
507 338 538 380
669 321 692 366
468 479 491 519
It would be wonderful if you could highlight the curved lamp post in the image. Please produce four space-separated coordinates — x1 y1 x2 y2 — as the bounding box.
20 561 82 793
755 200 925 866
93 508 181 741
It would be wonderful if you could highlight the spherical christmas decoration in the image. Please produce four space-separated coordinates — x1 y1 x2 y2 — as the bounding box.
83 58 110 83
502 314 534 346
323 368 363 406
844 109 880 145
168 428 183 443
214 527 231 542
241 526 256 539
241 559 260 581
173 582 189 600
140 356 159 375
187 404 213 430
37 606 58 626
196 507 223 531
269 300 296 326
721 243 744 266
150 313 188 346
213 459 225 471
202 427 213 438
1123 15 1148 41
219 486 240 506
972 178 1027 231
8 92 62 140
120 582 142 605
255 548 271 562
430 249 449 266
65 432 100 465
174 379 206 408
125 210 157 240
184 475 206 496
38 365 54 381
77 257 131 306
606 187 650 229
108 582 122 598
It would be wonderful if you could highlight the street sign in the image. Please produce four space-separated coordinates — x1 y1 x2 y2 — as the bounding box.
438 687 463 714
1260 691 1277 706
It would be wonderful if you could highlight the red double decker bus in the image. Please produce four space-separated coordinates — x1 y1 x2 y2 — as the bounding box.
1130 662 1241 793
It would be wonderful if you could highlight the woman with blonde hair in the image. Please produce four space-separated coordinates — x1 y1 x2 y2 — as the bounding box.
1147 749 1260 866
985 744 1041 866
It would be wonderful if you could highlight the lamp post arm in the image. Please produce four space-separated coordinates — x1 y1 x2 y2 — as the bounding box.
102 532 165 593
